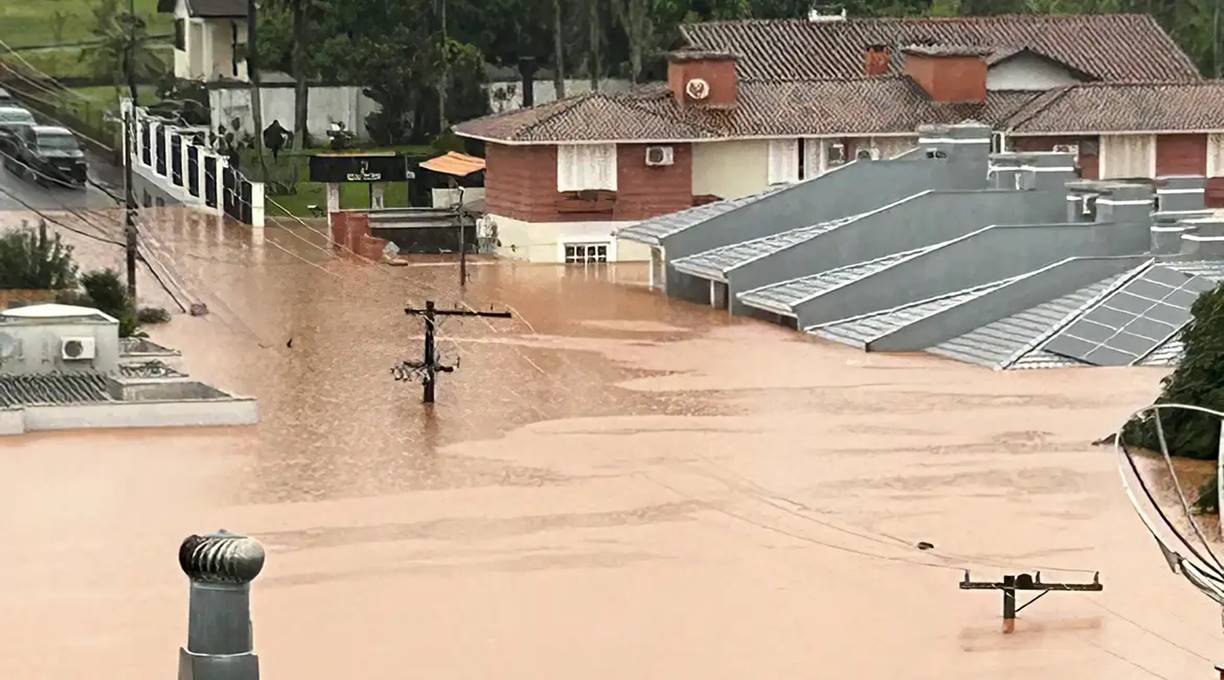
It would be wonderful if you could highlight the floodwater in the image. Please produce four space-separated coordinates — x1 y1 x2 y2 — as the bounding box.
1 207 1221 679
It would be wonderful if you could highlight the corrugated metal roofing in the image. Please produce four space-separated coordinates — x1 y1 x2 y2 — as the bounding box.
737 244 935 314
929 269 1139 369
810 277 1018 348
1166 259 1224 280
670 213 861 281
0 373 113 408
616 187 784 244
1138 338 1184 366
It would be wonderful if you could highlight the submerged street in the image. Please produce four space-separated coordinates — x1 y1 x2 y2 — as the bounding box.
0 206 1218 679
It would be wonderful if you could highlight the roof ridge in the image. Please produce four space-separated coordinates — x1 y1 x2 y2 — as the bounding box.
682 13 1155 28
1002 85 1075 131
516 92 619 139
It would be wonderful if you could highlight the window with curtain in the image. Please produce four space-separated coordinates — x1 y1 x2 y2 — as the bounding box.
557 144 618 192
1099 134 1155 179
768 139 800 184
1208 134 1224 177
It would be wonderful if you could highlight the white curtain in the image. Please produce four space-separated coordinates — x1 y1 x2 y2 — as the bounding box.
801 138 824 179
1208 134 1224 178
1100 134 1155 179
556 144 618 192
768 138 800 185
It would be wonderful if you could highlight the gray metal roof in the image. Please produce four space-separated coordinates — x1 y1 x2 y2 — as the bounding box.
615 187 784 245
930 268 1141 369
809 277 1019 348
671 213 862 281
737 244 934 315
1165 259 1224 280
1137 338 1184 366
0 373 112 408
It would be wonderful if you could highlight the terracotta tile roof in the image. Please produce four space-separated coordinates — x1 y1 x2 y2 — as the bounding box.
1006 81 1224 133
419 151 486 177
456 80 1040 143
680 15 1200 82
158 0 247 16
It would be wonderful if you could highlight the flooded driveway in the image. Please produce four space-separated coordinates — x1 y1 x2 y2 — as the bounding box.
1 209 1218 679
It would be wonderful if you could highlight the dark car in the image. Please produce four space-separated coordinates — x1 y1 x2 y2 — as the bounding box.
0 106 36 153
4 125 87 188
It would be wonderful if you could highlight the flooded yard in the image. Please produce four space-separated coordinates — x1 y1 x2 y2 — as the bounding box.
1 209 1218 679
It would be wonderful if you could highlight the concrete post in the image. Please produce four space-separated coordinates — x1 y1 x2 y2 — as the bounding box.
250 182 265 228
326 182 341 228
215 157 227 216
371 183 386 210
178 530 265 680
197 144 208 200
164 125 174 178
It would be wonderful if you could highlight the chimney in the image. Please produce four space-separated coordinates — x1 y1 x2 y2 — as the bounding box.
902 45 989 104
518 56 537 108
667 50 738 109
864 44 889 76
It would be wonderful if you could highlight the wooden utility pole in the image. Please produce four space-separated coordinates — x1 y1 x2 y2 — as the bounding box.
247 0 269 180
959 571 1102 634
123 0 138 301
396 301 511 403
437 0 449 131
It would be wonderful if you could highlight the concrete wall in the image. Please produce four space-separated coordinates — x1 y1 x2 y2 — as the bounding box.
489 215 650 263
0 408 21 435
724 189 1068 312
15 398 258 435
692 140 770 200
987 54 1081 91
487 79 633 113
0 320 120 375
791 220 1152 328
209 86 380 142
867 256 1151 351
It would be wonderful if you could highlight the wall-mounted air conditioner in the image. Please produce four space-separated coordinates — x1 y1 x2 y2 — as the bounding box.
61 337 96 361
1053 143 1080 162
645 146 674 166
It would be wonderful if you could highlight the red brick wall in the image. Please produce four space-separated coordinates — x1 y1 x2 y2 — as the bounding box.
1011 135 1100 180
1208 177 1224 208
1156 134 1207 176
484 142 694 222
903 54 986 103
667 57 738 107
614 143 693 220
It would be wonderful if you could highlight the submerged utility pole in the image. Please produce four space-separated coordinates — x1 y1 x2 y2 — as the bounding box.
960 571 1102 634
123 0 138 301
395 300 511 403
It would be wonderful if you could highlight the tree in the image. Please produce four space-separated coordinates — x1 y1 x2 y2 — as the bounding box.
588 0 602 89
555 0 567 96
614 0 654 83
80 269 140 337
0 222 77 291
81 0 161 104
290 0 310 150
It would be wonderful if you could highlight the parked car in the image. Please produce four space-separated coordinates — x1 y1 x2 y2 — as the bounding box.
0 106 37 153
3 125 87 188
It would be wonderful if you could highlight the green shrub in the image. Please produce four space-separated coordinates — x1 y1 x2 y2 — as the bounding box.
137 306 171 324
1122 282 1224 511
79 269 140 337
0 221 78 290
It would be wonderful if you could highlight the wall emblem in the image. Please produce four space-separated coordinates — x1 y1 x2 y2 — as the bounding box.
685 78 710 101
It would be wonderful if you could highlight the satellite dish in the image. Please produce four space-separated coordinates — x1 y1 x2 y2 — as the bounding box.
0 332 16 359
1116 404 1224 613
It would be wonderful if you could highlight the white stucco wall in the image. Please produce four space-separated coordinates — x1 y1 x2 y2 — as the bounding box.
487 79 633 113
692 140 771 199
15 398 258 434
172 0 247 83
0 320 120 375
485 214 651 263
987 53 1080 91
209 86 380 141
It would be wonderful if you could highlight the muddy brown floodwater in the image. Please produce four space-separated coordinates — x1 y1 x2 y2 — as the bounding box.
2 208 1221 679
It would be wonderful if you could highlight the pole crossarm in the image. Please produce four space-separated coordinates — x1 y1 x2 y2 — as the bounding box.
960 571 1102 633
396 300 512 403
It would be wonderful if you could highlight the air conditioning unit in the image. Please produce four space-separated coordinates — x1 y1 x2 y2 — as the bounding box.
645 146 674 166
855 147 880 161
1053 143 1080 161
61 336 96 361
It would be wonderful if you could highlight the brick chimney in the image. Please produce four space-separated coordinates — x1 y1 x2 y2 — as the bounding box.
667 50 738 108
864 44 890 76
902 45 989 103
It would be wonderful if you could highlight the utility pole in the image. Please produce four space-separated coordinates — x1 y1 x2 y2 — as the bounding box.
395 301 511 403
123 0 138 301
959 571 1102 634
437 0 449 131
248 0 269 181
453 181 468 288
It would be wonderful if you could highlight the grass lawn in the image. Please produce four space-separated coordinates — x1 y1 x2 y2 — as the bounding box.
70 84 159 111
0 0 171 49
14 44 172 80
246 146 436 217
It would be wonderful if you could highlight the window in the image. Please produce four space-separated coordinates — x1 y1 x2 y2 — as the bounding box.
991 132 1006 154
1099 134 1155 179
174 19 186 51
828 142 846 165
564 243 608 263
557 144 617 192
767 139 800 184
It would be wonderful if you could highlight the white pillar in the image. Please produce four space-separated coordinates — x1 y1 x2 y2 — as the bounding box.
250 181 265 228
326 182 341 228
196 144 207 201
371 183 386 210
215 157 227 216
163 124 173 178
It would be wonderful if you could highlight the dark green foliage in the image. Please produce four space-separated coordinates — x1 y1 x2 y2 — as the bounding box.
137 306 171 324
79 269 140 338
0 222 78 290
1123 283 1224 511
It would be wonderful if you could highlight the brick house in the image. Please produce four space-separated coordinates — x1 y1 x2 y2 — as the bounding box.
455 13 1222 263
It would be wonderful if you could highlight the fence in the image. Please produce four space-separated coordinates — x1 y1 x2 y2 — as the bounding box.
124 99 264 227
